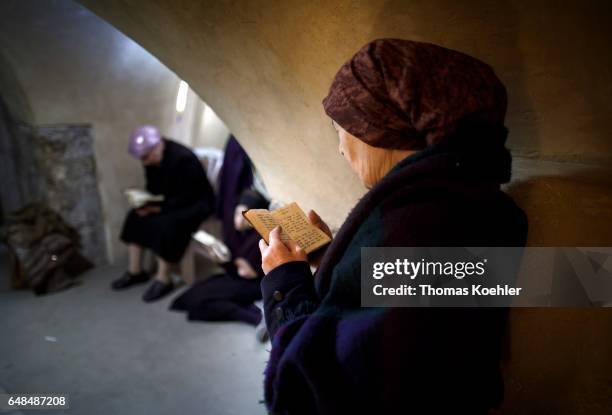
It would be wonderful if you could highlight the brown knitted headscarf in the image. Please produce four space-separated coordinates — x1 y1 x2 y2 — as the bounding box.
323 39 508 150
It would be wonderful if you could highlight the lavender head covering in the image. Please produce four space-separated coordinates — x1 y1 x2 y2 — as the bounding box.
323 39 507 150
128 125 162 158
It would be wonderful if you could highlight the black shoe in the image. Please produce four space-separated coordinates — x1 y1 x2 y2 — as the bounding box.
111 271 150 290
142 280 174 302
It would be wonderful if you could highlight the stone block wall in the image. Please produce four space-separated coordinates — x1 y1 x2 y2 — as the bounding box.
33 124 107 265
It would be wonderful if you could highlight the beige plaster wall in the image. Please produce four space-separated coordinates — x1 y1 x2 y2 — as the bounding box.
76 0 612 412
79 0 612 229
0 0 229 263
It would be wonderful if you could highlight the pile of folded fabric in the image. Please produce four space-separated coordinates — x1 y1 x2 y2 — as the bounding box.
6 203 92 295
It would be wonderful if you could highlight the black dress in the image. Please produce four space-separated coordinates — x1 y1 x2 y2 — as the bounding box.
170 272 263 325
120 139 214 263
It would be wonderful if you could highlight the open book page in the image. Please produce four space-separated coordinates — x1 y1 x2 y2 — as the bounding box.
243 203 331 254
124 188 164 208
272 203 331 254
242 209 292 245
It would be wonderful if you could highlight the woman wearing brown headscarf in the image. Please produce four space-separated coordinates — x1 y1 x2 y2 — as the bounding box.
258 39 527 414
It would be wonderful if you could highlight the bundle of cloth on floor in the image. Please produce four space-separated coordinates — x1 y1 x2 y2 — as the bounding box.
6 203 92 295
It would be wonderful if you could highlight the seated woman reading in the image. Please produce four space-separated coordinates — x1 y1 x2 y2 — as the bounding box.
112 125 214 302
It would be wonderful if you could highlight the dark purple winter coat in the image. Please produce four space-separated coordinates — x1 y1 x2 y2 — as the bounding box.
261 124 528 414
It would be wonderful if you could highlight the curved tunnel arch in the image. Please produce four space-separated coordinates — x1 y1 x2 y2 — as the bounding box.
76 1 612 412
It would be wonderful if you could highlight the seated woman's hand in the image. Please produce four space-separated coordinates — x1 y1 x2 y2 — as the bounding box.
136 205 161 217
259 226 307 274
